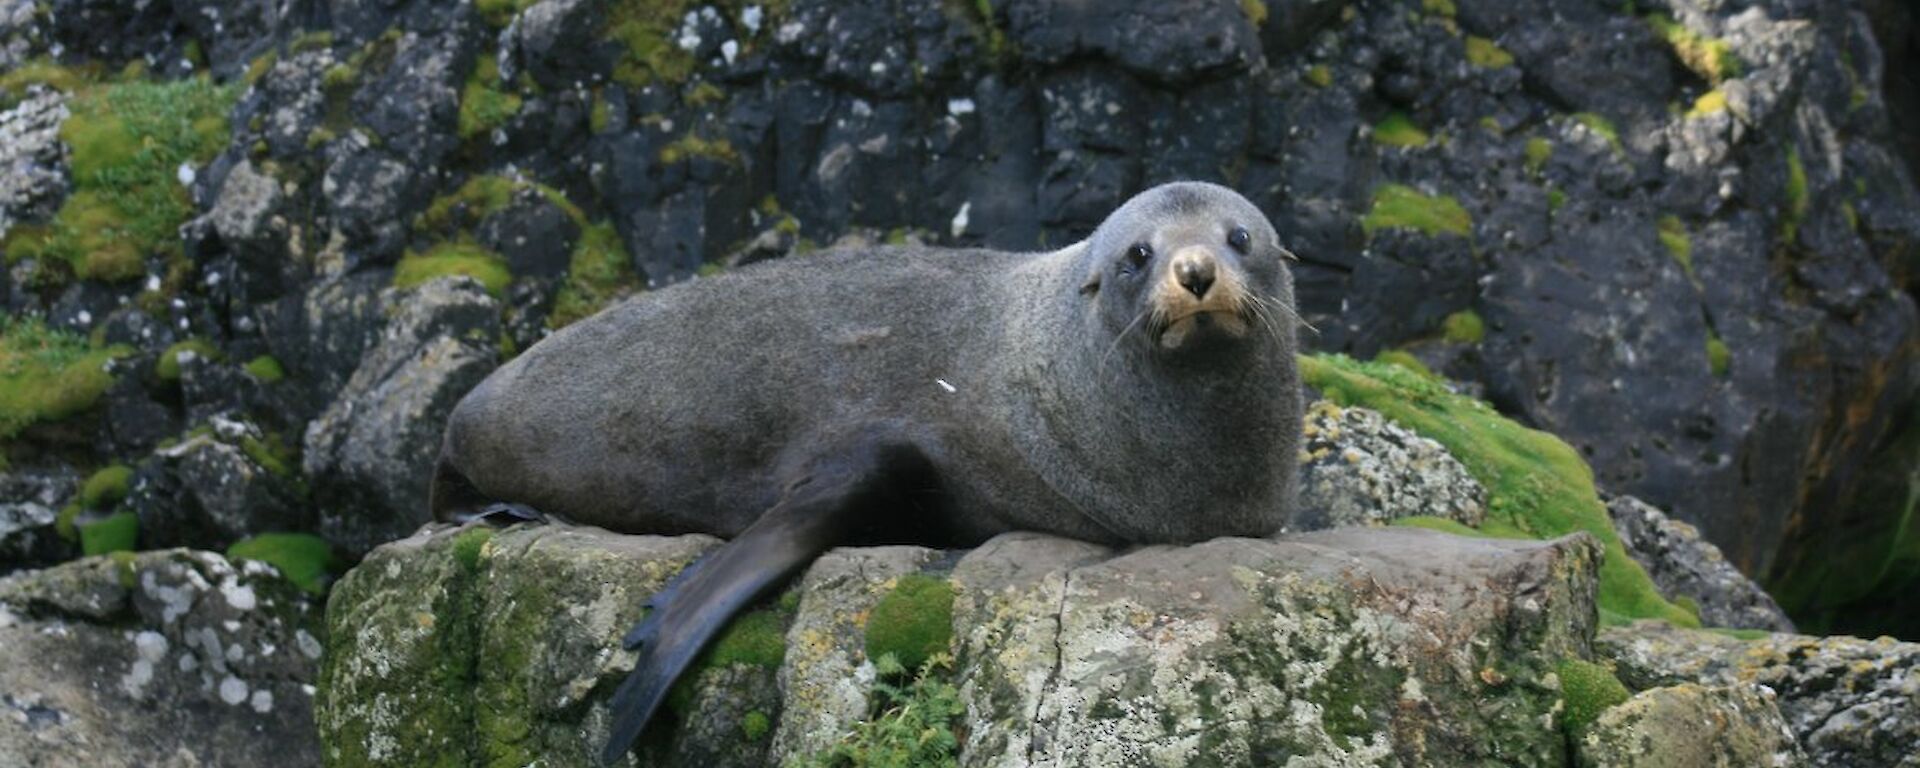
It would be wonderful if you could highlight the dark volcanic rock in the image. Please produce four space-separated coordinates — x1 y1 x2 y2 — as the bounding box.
1606 494 1795 633
125 415 310 551
302 278 500 556
0 467 77 571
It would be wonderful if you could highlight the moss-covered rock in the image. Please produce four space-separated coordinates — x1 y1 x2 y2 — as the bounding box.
0 317 130 439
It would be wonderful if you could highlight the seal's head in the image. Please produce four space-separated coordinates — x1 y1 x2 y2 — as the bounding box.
1078 182 1295 367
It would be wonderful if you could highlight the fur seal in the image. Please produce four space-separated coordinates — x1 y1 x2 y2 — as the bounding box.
427 181 1304 762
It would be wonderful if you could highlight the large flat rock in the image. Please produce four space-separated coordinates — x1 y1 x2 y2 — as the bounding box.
318 524 1610 767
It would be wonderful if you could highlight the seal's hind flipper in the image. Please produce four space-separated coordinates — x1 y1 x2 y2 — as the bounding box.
599 436 938 765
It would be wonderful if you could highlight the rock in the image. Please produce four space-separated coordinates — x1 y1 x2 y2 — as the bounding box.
503 0 603 91
1575 682 1805 767
1605 495 1794 633
322 524 1631 766
124 415 310 551
0 466 77 571
321 143 429 263
1598 621 1920 767
1293 400 1488 531
1000 0 1262 84
0 91 68 238
257 269 392 412
476 186 580 279
0 549 323 767
354 25 474 168
302 278 500 555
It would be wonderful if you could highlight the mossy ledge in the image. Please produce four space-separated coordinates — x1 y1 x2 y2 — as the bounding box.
1305 353 1698 627
1361 184 1472 238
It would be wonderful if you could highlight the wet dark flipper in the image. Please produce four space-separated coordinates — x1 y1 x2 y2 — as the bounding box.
599 436 937 765
454 502 547 526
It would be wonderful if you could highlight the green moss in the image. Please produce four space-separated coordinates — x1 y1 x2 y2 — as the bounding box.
56 503 81 541
476 0 539 27
549 222 639 329
109 550 139 587
450 526 494 571
1572 112 1622 154
1656 215 1694 279
290 30 334 53
419 175 586 235
658 133 741 166
705 607 789 669
1707 627 1771 641
241 432 298 477
741 710 772 741
1465 36 1513 68
685 81 726 108
1361 184 1471 238
1421 0 1456 17
605 0 698 87
1239 0 1268 26
12 77 238 282
244 355 285 382
80 510 138 556
1556 658 1629 732
1301 354 1699 627
1782 147 1809 242
1686 88 1727 119
1305 64 1333 88
80 464 134 509
458 54 522 141
864 574 955 673
0 57 98 105
156 338 221 382
227 533 340 594
1841 201 1859 233
1646 13 1740 85
1372 349 1436 380
1371 112 1430 148
1441 309 1485 344
393 241 513 297
0 317 131 439
1705 333 1729 377
589 92 613 133
1547 188 1567 213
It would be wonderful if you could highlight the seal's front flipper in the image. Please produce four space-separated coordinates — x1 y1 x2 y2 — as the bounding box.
455 502 547 526
599 437 938 765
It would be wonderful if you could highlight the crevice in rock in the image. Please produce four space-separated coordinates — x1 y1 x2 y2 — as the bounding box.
1024 565 1073 765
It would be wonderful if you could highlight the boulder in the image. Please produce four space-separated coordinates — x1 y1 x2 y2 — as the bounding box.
1606 495 1795 633
302 278 500 556
1293 400 1487 531
321 524 1646 766
0 91 68 238
1574 682 1804 767
0 549 324 767
1599 621 1920 768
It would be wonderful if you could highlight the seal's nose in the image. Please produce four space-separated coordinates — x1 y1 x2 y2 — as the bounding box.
1172 249 1216 299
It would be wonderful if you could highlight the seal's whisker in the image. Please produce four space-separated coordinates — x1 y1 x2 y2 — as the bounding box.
1100 309 1151 373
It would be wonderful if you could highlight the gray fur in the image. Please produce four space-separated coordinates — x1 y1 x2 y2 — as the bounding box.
435 181 1302 545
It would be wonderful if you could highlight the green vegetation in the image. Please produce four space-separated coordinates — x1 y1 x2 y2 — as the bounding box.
1361 184 1471 238
798 654 964 768
1782 147 1809 241
1421 0 1456 17
1686 88 1727 118
741 710 772 741
1371 112 1429 148
590 93 614 133
1240 0 1268 26
244 355 286 383
550 222 640 328
0 318 131 439
450 526 494 571
659 133 741 165
1656 215 1693 278
1572 112 1622 154
1525 137 1552 175
865 575 956 672
1305 64 1333 88
1373 349 1437 380
1646 13 1740 85
156 338 222 382
4 77 236 282
458 54 523 141
1547 188 1567 213
80 511 139 556
419 174 586 235
241 431 300 478
605 0 699 87
1705 332 1729 377
1442 309 1485 344
393 241 513 297
228 533 341 594
80 464 134 509
476 0 539 27
1465 36 1514 68
0 57 99 106
1301 354 1699 627
1556 658 1629 732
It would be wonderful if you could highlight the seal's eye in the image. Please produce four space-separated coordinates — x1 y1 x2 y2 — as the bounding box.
1122 243 1152 274
1227 226 1251 253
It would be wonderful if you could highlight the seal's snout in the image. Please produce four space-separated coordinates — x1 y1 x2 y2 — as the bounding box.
1172 248 1216 299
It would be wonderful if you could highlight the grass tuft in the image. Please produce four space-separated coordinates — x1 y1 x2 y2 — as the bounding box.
1361 184 1471 237
1556 658 1630 732
0 318 131 439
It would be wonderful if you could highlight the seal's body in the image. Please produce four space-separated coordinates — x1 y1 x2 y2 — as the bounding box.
429 182 1303 762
